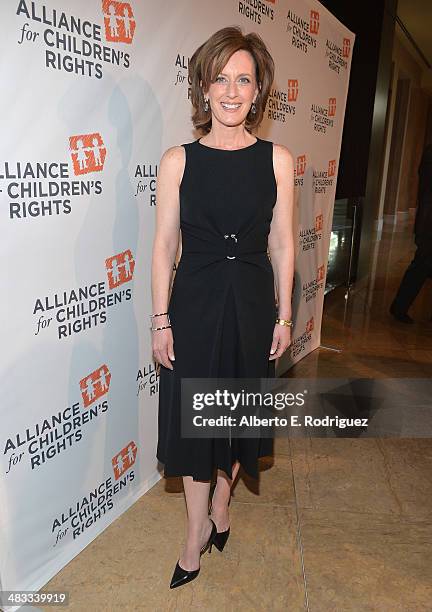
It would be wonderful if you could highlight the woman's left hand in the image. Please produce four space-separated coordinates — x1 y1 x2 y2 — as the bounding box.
269 324 292 360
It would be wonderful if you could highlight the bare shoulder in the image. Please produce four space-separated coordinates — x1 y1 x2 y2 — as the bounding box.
272 143 294 165
159 145 185 184
272 143 294 184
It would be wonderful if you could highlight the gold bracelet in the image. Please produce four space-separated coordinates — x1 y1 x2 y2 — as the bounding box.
150 311 169 318
276 318 293 327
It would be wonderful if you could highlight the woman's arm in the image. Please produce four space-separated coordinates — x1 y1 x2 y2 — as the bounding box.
268 143 295 358
150 145 185 369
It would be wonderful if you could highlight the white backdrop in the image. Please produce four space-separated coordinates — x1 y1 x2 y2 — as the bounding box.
0 0 354 599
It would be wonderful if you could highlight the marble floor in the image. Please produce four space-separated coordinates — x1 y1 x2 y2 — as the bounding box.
37 220 432 611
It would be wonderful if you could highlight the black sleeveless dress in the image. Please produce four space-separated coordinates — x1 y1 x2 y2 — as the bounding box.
156 136 277 481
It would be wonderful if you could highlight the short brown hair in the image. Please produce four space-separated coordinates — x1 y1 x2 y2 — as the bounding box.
189 26 275 134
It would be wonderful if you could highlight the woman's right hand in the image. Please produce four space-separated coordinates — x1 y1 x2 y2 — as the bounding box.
152 326 175 370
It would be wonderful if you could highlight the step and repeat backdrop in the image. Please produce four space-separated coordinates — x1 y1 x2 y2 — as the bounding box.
0 0 354 598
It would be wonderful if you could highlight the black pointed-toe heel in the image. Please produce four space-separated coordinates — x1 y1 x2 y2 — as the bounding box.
208 492 231 553
213 526 230 552
169 519 217 589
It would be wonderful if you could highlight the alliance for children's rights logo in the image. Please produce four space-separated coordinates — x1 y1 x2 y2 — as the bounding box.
2 132 106 221
134 161 158 205
313 160 336 194
51 447 136 545
3 364 110 475
286 9 319 54
325 37 351 74
33 249 134 340
173 51 192 98
136 363 160 397
299 214 323 251
310 98 336 134
267 79 299 123
106 250 135 288
302 265 325 303
69 133 106 175
238 0 275 25
80 364 111 407
103 1 136 43
112 441 137 480
295 154 307 187
291 317 314 358
16 1 135 79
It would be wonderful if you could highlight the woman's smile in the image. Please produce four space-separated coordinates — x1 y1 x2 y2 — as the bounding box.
220 102 242 111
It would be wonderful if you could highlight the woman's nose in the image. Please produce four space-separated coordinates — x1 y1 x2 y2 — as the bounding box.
225 80 239 95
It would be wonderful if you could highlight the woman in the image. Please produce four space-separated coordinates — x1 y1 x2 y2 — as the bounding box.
151 26 294 588
389 143 432 323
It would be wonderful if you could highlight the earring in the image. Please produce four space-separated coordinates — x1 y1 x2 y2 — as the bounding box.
250 102 257 115
204 98 209 112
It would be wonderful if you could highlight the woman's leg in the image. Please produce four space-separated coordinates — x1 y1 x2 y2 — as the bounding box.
179 477 213 571
210 460 240 531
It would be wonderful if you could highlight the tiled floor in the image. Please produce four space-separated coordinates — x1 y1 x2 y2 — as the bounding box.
38 221 432 611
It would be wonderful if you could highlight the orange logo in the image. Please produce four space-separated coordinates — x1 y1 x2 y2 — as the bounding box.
328 97 337 117
306 317 314 333
69 133 106 175
315 214 323 232
296 154 306 176
105 249 135 289
287 79 299 102
343 38 351 58
80 364 111 407
102 1 136 43
317 265 325 281
328 160 336 176
310 10 320 35
112 441 137 480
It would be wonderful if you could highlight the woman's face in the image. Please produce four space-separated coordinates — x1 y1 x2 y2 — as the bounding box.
203 49 259 129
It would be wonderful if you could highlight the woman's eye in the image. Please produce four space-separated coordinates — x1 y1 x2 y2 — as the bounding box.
215 76 250 83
